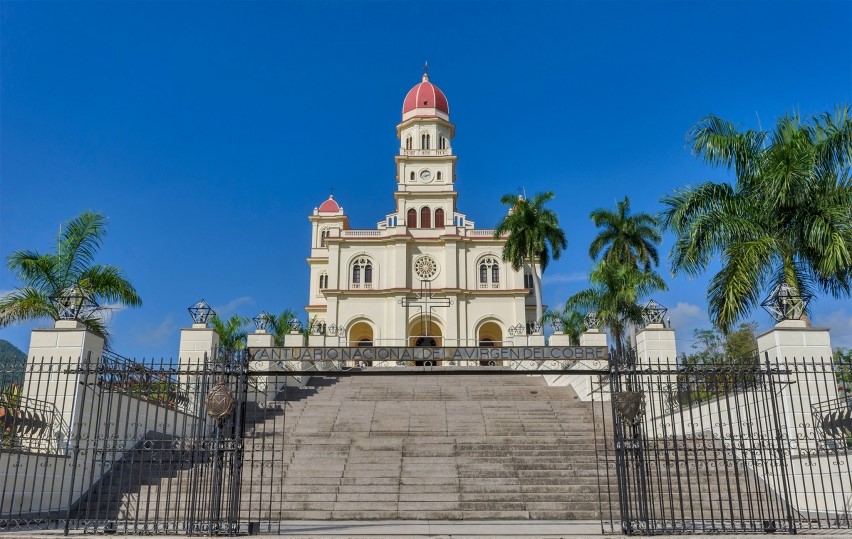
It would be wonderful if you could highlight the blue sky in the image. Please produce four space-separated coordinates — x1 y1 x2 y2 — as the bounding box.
1 0 851 356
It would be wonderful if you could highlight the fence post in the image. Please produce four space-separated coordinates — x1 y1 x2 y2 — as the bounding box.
635 322 678 417
179 323 220 414
23 321 104 531
757 319 850 518
246 330 278 400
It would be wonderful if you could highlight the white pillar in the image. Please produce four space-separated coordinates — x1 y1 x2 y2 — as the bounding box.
246 330 275 399
527 331 545 346
548 331 571 346
178 323 219 413
756 320 849 514
579 328 608 348
25 320 105 437
635 323 678 416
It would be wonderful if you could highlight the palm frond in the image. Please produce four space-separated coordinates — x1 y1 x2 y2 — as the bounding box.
0 287 55 327
57 211 108 286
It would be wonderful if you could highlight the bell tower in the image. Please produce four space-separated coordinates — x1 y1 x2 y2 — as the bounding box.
394 68 458 228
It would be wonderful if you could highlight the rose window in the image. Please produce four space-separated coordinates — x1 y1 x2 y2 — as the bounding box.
414 255 439 280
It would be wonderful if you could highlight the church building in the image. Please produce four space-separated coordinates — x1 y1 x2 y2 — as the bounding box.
305 71 538 349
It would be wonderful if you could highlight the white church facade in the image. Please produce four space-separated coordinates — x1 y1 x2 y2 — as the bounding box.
305 71 538 349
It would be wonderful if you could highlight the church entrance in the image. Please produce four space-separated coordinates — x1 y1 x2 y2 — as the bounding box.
477 321 503 366
348 321 374 366
408 317 442 365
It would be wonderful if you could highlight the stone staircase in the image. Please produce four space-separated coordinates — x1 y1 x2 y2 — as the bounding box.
237 374 616 520
70 372 789 530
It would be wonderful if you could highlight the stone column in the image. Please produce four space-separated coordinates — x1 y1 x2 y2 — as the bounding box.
579 328 608 348
527 329 545 346
757 319 848 514
635 323 678 417
25 320 105 436
548 331 571 346
178 323 219 414
246 330 274 400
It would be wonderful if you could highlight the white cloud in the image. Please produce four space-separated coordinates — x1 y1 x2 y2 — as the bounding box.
0 289 14 298
132 314 176 347
666 302 709 353
667 302 704 328
814 309 852 349
213 296 254 317
92 302 127 323
542 272 588 284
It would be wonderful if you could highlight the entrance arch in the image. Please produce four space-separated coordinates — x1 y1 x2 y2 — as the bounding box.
477 321 504 366
408 316 443 366
348 321 374 366
348 321 374 346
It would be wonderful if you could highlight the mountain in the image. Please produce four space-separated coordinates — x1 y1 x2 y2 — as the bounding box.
0 339 26 361
0 339 26 385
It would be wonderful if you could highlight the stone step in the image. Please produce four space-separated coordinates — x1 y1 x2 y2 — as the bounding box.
77 373 767 523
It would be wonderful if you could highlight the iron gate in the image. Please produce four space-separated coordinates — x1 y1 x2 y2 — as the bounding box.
2 349 852 535
604 353 852 535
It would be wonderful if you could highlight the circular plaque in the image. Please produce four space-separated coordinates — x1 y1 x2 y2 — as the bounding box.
205 383 235 420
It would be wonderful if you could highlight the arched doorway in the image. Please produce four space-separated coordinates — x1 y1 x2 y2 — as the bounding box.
408 317 442 366
348 321 374 367
477 321 503 366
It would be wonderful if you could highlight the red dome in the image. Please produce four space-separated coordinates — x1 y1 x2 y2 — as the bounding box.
402 74 449 116
318 195 340 213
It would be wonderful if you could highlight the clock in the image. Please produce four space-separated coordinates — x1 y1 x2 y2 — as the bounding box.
419 169 432 182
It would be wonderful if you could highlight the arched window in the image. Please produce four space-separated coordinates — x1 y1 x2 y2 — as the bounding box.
478 256 499 288
434 208 444 227
318 272 328 292
410 171 415 181
407 208 417 228
405 136 412 150
439 137 447 150
320 227 330 247
421 133 431 150
420 206 431 229
351 257 373 289
436 171 442 181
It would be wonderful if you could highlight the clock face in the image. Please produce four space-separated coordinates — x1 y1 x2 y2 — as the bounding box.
419 169 432 182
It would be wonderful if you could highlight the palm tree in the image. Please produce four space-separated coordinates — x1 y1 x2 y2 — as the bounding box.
266 309 296 346
540 306 587 345
567 259 667 358
210 313 249 361
494 192 567 323
660 108 852 331
0 211 142 345
589 196 661 270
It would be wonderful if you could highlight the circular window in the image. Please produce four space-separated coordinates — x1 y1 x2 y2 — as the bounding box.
414 255 439 280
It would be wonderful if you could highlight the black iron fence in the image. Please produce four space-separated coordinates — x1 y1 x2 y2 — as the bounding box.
602 353 852 535
0 351 851 535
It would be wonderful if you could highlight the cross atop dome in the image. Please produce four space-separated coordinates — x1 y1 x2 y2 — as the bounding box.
317 194 343 214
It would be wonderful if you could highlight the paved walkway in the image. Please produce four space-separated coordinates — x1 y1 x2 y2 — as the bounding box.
6 520 851 538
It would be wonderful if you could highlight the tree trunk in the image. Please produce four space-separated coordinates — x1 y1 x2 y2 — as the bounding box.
532 263 543 327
